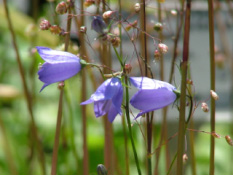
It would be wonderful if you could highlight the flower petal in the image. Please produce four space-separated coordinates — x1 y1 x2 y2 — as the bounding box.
130 77 175 91
36 47 80 63
94 100 112 117
38 61 81 91
91 16 107 34
130 88 177 118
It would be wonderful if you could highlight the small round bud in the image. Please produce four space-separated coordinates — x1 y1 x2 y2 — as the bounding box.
201 102 209 113
210 90 219 100
80 26 87 33
171 9 177 16
183 154 188 164
40 19 51 30
134 3 141 13
111 37 121 47
50 25 62 34
186 79 193 85
56 1 67 15
154 50 160 60
103 11 114 19
97 164 107 175
25 23 37 37
211 132 221 138
58 82 65 90
225 135 233 146
125 24 132 31
84 0 95 7
124 64 132 74
215 53 225 69
132 20 138 27
153 22 163 32
158 43 168 53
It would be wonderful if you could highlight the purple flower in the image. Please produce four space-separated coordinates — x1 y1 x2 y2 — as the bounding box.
91 16 107 34
37 46 81 92
129 77 177 118
81 77 123 123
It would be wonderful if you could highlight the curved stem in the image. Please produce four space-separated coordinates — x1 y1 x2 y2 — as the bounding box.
3 1 46 174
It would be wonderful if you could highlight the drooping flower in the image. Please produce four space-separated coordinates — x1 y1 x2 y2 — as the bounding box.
91 16 107 34
81 77 123 123
37 46 82 92
129 77 177 118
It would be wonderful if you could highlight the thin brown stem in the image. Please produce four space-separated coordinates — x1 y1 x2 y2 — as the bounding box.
176 0 191 174
208 0 216 174
3 1 46 174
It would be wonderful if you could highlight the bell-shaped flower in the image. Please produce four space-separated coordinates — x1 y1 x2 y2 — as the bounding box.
91 16 107 34
81 77 123 123
129 77 177 118
37 46 82 92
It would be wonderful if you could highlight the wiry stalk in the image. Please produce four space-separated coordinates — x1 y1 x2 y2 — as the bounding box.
176 0 191 174
51 4 72 175
3 1 46 174
208 0 216 174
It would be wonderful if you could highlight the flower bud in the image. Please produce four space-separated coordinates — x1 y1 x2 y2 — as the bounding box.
186 79 193 85
25 23 37 37
56 1 67 15
103 11 114 19
211 132 221 138
124 64 132 74
40 19 51 30
154 50 160 60
134 3 141 13
158 43 168 53
91 16 107 34
84 0 95 7
201 102 209 112
97 164 107 175
210 90 219 100
111 37 121 47
225 135 233 146
50 25 62 34
153 22 163 32
80 26 87 33
183 154 188 164
58 82 65 90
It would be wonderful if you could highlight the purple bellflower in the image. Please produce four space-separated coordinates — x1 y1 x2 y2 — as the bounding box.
91 16 107 34
81 77 123 123
37 46 82 92
129 77 177 118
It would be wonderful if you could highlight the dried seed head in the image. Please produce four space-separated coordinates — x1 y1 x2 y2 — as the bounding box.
211 132 221 139
56 1 67 15
80 26 87 33
50 25 62 34
103 11 114 19
111 37 121 47
124 64 132 74
201 102 209 113
84 0 95 7
183 154 188 164
153 22 163 32
210 90 219 100
154 50 160 60
40 19 51 30
225 135 233 146
134 3 141 13
97 164 107 175
158 43 168 53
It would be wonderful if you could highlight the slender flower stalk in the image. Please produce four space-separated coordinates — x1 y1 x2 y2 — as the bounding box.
176 0 191 174
51 4 73 175
208 0 216 174
3 1 46 174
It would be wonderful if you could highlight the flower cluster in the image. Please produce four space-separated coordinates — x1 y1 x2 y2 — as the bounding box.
36 47 178 122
